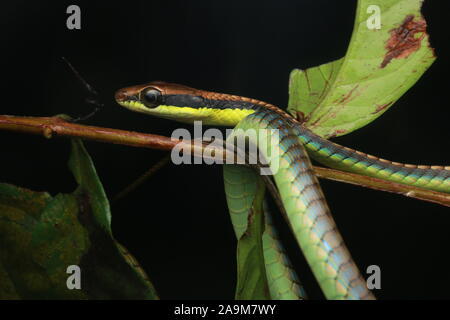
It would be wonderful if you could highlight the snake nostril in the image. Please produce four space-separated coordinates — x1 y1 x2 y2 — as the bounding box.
114 89 127 102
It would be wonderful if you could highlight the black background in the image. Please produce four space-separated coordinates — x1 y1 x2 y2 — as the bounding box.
1 0 449 299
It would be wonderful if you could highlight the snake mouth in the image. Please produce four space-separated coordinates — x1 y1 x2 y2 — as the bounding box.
115 83 155 104
114 88 139 104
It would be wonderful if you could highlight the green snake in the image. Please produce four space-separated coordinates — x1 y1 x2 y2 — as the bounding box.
115 81 450 300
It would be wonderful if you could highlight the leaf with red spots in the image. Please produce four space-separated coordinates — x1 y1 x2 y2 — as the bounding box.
288 0 435 139
381 15 427 68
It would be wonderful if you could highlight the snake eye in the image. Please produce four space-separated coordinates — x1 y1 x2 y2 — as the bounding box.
141 87 162 108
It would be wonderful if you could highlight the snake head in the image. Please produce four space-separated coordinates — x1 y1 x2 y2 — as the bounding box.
115 81 251 126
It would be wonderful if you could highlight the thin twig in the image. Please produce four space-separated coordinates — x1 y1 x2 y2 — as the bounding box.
62 57 103 121
62 57 99 96
113 155 171 203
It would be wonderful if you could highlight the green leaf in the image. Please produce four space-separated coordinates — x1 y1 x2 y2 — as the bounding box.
288 0 435 138
0 139 158 299
235 178 271 300
69 138 112 233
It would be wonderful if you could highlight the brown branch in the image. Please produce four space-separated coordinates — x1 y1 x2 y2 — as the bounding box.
313 167 450 208
0 115 178 150
1 115 449 207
